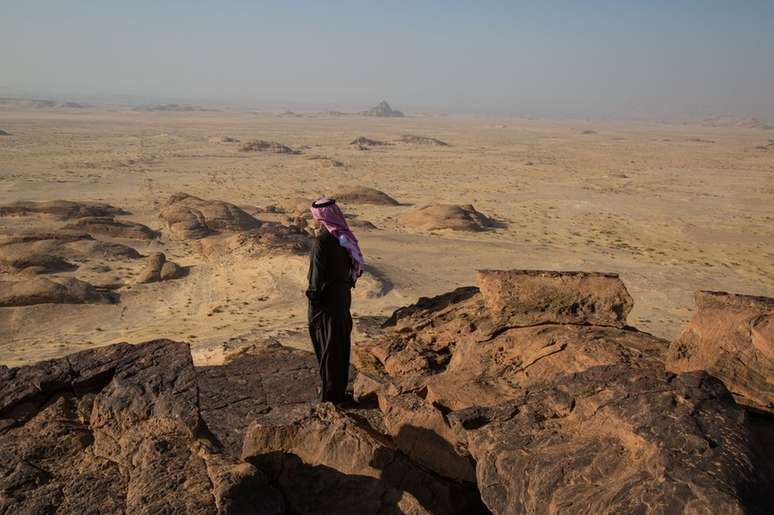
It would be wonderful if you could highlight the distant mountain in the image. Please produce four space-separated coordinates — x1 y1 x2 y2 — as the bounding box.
700 116 772 130
132 104 220 113
361 100 404 117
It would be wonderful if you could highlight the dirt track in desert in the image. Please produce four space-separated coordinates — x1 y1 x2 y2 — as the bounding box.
1 108 773 366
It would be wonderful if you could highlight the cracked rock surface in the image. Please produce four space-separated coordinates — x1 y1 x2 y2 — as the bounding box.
353 269 774 514
2 269 772 514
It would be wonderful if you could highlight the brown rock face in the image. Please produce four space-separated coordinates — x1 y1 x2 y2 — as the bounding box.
197 344 320 458
400 204 496 232
476 269 634 329
239 140 300 154
62 216 158 240
160 193 260 240
0 277 117 306
352 271 773 513
666 291 774 414
448 365 771 515
0 200 127 219
242 403 486 515
334 186 400 205
0 340 283 514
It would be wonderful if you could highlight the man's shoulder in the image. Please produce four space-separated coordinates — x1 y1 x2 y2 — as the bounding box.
318 228 337 245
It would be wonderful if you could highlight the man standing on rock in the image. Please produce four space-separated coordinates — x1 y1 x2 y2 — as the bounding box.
306 198 365 404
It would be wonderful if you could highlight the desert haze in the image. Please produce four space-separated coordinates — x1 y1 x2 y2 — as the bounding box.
1 108 772 366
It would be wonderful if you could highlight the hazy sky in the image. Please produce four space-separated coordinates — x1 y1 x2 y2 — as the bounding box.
1 1 773 119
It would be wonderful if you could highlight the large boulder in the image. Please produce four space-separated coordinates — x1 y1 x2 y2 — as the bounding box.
135 252 184 284
62 216 158 240
134 252 185 284
0 200 126 219
476 269 634 329
159 193 260 240
0 277 117 306
0 340 283 514
241 403 486 515
400 204 495 232
334 186 400 206
666 291 774 414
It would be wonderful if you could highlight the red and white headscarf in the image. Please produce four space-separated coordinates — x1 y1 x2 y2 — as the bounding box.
310 198 365 284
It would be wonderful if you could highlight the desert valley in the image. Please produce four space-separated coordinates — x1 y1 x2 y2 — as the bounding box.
0 102 772 513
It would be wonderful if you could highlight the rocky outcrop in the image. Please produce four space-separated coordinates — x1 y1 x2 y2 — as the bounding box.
0 340 282 514
239 140 300 154
353 270 773 514
361 101 404 117
449 365 770 514
398 134 449 146
0 200 126 219
335 186 400 205
666 291 774 414
3 270 772 514
476 269 633 329
198 224 311 258
350 136 387 147
0 246 78 274
400 204 496 232
134 252 185 284
0 230 142 275
62 216 158 240
0 277 117 306
160 193 260 240
0 129 10 136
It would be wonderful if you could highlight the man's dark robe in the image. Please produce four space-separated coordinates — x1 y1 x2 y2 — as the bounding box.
306 226 353 403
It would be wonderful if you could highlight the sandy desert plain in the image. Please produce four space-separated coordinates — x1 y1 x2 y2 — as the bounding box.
1 107 773 367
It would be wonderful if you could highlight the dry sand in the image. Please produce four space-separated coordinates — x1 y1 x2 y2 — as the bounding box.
1 109 772 366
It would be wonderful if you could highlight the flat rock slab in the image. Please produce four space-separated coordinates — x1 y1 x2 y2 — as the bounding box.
476 269 633 328
197 344 320 458
667 290 774 413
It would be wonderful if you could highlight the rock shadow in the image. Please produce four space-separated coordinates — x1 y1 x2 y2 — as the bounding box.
249 450 489 515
